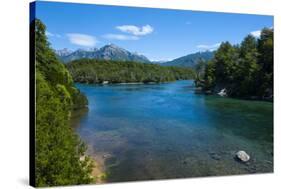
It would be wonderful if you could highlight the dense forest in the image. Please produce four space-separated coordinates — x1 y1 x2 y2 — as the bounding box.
34 19 94 186
67 59 195 84
195 28 273 100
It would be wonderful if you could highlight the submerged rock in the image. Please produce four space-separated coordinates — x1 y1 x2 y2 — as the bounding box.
208 151 221 161
236 151 250 162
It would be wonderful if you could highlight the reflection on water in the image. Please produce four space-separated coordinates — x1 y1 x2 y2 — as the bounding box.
73 80 273 182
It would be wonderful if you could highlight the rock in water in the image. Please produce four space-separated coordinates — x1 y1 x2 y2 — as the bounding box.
210 153 221 161
218 88 227 97
236 151 250 162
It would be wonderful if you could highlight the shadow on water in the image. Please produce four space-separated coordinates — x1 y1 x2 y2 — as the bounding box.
70 107 89 129
73 80 273 183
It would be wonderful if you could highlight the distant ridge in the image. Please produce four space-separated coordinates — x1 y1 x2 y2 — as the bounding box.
161 51 214 68
56 44 150 63
56 45 214 67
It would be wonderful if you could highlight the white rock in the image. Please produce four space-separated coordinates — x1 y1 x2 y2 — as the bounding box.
218 88 227 97
102 81 109 84
236 151 250 162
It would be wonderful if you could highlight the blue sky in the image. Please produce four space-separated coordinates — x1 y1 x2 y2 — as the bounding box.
34 1 273 61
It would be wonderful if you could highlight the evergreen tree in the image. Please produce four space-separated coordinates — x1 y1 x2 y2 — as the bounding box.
194 58 206 80
213 42 239 85
203 60 216 91
234 35 260 96
34 19 94 187
257 28 273 98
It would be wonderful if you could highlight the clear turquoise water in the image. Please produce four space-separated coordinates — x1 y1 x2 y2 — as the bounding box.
73 80 273 182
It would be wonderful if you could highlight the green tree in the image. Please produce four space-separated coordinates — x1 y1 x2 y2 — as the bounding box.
203 60 216 91
233 35 260 96
34 19 94 187
195 58 206 80
257 28 273 98
213 42 239 86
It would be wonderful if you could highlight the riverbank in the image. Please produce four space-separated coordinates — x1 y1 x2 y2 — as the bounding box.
70 109 107 184
90 155 107 184
194 86 273 102
77 80 180 86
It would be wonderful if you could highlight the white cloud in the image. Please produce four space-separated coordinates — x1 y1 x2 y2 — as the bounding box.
103 34 139 40
46 31 61 38
46 31 53 36
186 21 192 25
250 30 261 38
197 43 221 51
66 33 97 47
250 26 273 38
116 25 154 36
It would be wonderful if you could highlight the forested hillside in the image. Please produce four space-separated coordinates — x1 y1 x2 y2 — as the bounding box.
66 59 195 84
161 51 214 68
34 19 94 186
196 28 273 100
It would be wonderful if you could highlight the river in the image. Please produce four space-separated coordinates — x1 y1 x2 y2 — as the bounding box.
72 80 273 182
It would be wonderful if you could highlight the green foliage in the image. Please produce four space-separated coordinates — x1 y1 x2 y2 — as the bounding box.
257 28 274 97
100 172 108 181
34 19 93 187
213 42 239 84
233 35 260 96
202 60 216 90
194 58 207 80
199 28 273 100
66 59 195 84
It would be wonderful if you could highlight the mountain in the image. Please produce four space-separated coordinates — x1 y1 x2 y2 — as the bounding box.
151 60 169 64
161 51 214 68
55 48 73 57
56 44 150 63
